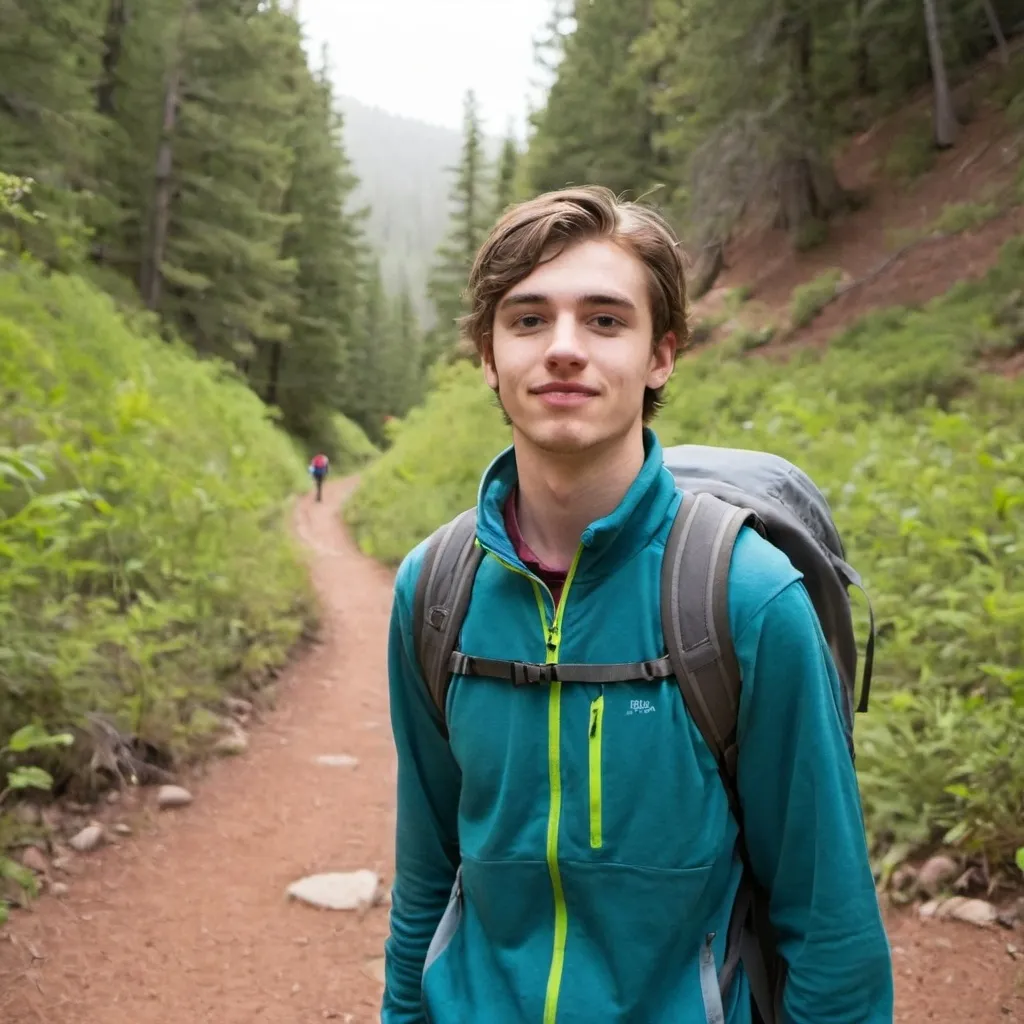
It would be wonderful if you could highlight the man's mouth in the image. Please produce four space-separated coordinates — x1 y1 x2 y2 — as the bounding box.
530 381 599 407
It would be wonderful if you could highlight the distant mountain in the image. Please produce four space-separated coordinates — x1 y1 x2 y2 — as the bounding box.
336 95 499 326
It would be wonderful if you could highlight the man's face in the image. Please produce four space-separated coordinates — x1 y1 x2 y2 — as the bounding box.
482 238 676 457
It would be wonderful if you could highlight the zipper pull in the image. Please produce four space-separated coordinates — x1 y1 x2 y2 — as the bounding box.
546 623 559 653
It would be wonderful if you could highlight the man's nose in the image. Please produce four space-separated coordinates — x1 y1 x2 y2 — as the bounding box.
545 312 587 365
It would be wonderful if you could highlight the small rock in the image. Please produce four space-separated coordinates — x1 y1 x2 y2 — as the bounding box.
49 881 69 898
51 850 74 874
917 854 959 897
362 957 386 984
286 869 382 912
921 896 999 928
157 785 193 809
315 755 359 768
69 825 104 853
945 897 1000 928
112 823 132 836
890 865 917 893
13 802 42 827
224 696 253 718
106 789 121 804
213 727 249 757
18 847 49 875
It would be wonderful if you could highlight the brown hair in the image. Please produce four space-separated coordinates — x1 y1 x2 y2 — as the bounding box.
460 185 689 422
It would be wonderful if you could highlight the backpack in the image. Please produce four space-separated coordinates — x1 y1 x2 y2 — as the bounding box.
312 454 328 470
411 442 875 1024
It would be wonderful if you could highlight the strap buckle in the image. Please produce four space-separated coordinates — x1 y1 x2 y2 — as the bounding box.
511 662 555 686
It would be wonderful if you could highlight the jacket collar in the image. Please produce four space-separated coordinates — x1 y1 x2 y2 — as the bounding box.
475 427 679 584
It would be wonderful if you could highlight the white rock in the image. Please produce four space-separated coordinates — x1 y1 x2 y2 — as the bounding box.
943 897 999 928
286 869 381 912
69 825 104 853
919 896 999 928
362 957 386 984
213 726 249 756
315 755 359 768
49 881 69 897
157 785 193 809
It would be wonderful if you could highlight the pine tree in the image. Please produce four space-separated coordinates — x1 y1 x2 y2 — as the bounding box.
493 131 520 219
0 0 108 266
522 0 660 198
259 52 365 447
425 89 490 365
139 1 300 367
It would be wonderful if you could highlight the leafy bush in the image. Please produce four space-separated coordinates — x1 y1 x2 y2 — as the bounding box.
790 268 843 328
930 199 1001 235
883 115 936 182
347 238 1024 869
0 257 314 773
330 413 380 472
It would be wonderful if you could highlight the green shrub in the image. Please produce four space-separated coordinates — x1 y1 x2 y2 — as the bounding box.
0 258 314 771
347 238 1024 869
790 268 843 328
931 200 1002 235
883 115 936 182
330 413 380 472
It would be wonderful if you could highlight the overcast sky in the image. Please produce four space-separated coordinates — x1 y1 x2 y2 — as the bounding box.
296 0 554 138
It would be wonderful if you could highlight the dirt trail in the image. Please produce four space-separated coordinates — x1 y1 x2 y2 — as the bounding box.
1 479 1021 1022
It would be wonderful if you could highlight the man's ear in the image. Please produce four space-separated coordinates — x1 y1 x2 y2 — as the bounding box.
481 340 499 390
648 331 677 390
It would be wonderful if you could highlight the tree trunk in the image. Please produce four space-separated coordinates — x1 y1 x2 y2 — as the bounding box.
141 0 195 310
690 240 724 300
979 0 1009 65
96 0 127 116
775 14 846 237
923 0 959 148
853 0 873 95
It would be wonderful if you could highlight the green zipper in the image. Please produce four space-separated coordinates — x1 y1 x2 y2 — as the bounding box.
482 541 583 1024
588 695 604 849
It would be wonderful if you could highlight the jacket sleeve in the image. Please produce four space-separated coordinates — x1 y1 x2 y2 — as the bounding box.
381 547 463 1023
733 575 895 1024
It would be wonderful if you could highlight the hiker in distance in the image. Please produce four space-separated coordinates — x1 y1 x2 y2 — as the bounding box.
382 185 894 1023
309 451 329 502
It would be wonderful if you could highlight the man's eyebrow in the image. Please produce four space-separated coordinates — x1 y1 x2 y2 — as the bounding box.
497 292 636 311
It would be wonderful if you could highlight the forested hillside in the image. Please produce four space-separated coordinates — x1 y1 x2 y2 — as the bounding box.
0 0 426 450
348 0 1024 897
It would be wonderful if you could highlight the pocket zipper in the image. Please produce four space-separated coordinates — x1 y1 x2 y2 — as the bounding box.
588 695 604 849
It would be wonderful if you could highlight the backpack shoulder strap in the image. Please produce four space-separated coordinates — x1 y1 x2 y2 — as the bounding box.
412 508 484 736
661 490 781 1024
661 490 763 797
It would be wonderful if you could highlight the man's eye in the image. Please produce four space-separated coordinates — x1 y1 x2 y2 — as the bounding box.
592 315 620 329
517 314 543 329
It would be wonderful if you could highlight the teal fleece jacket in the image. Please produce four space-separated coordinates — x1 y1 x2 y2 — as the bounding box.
382 429 894 1023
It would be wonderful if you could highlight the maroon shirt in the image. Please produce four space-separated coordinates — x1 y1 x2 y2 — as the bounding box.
503 487 568 606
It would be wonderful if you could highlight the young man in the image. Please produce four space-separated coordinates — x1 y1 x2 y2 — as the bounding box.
382 186 893 1023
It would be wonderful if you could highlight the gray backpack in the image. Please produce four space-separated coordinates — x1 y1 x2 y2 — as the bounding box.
412 443 875 1024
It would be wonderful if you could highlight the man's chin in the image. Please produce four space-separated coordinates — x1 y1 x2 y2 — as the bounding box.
514 421 606 457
